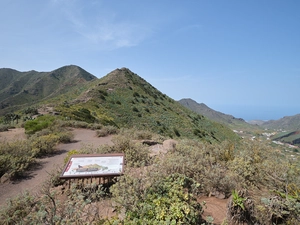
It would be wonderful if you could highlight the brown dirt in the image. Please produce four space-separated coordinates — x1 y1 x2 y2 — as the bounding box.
0 128 228 223
0 128 26 141
200 196 229 224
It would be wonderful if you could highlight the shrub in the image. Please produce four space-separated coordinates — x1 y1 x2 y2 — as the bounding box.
133 92 140 97
24 115 55 135
0 191 36 224
0 124 11 132
118 128 163 141
64 149 80 164
30 134 60 157
111 135 151 167
132 107 139 112
0 140 35 178
56 130 74 143
111 173 203 224
96 125 118 137
71 108 96 123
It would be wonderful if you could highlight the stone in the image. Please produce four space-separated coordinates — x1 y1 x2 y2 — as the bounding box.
0 173 10 184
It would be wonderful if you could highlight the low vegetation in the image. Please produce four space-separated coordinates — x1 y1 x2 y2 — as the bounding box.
1 123 299 224
0 115 75 179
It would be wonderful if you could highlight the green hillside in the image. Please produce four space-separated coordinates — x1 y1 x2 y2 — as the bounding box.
0 65 96 115
0 66 239 142
273 130 300 147
55 68 239 142
261 114 300 131
178 98 260 132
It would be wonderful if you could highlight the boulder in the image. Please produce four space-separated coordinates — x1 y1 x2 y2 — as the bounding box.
163 139 177 152
0 173 10 184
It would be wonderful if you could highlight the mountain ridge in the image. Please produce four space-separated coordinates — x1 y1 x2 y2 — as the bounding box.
61 67 238 141
0 66 238 142
0 65 97 114
178 98 256 130
261 114 300 131
1 65 299 140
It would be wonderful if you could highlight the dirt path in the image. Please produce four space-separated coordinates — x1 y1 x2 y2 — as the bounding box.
200 196 228 224
0 128 113 208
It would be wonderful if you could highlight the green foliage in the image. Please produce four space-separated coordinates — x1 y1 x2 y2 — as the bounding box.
3 113 21 125
64 149 80 164
0 124 12 132
0 191 36 224
71 107 96 123
23 107 38 116
78 129 153 167
0 120 75 179
110 135 151 167
0 182 106 224
0 140 35 178
69 68 240 142
1 125 300 224
0 65 97 116
56 130 74 143
111 174 203 224
30 134 60 157
96 125 119 137
24 115 55 135
258 191 300 224
232 190 246 210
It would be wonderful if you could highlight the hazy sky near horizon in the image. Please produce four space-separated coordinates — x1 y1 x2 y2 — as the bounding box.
1 0 299 121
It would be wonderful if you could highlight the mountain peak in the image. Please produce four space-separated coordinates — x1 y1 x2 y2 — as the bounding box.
0 65 97 114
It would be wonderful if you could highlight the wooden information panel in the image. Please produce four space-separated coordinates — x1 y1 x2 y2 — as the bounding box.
60 153 124 179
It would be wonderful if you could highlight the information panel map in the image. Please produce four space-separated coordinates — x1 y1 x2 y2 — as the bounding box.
60 154 124 178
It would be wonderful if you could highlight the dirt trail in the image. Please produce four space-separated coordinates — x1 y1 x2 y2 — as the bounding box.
200 196 228 224
0 128 113 208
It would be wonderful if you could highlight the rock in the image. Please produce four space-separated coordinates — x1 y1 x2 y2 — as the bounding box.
163 139 177 152
142 140 159 146
209 189 226 199
0 173 10 184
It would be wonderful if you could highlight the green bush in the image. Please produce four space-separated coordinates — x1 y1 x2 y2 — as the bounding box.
96 125 118 137
0 191 36 224
111 173 203 224
0 183 105 224
0 140 35 178
111 135 151 167
24 115 55 135
56 130 74 143
0 124 12 132
30 134 59 157
64 149 80 164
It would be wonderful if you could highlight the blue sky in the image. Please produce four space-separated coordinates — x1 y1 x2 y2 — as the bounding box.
1 0 299 121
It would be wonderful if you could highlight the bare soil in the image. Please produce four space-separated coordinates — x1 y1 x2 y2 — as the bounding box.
0 128 228 224
200 196 228 224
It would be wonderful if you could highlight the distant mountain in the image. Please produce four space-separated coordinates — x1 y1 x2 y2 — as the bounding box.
0 65 96 115
178 98 256 130
261 114 300 131
247 120 266 126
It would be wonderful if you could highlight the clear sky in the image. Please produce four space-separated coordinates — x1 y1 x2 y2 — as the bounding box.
1 0 299 121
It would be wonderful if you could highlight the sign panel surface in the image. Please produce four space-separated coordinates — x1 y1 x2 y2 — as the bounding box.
60 154 124 178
